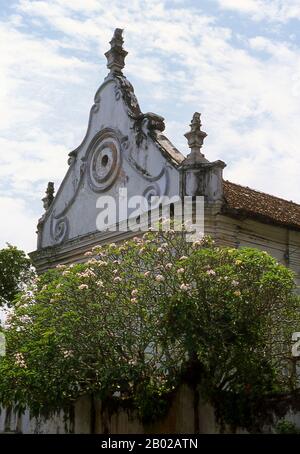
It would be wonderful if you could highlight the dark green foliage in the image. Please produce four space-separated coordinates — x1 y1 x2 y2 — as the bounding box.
0 233 299 431
0 244 33 307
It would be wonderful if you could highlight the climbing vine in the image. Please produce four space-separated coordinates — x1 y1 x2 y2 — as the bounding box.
0 232 299 431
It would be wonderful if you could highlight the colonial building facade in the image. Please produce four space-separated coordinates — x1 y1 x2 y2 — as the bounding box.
30 29 300 288
2 28 300 435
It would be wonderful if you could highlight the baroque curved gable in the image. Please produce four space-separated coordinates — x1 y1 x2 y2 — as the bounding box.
37 49 182 250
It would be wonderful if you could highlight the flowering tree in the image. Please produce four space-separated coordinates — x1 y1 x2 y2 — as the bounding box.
0 232 299 431
0 244 33 307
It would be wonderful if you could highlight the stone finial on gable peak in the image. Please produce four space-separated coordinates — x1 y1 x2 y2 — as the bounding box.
42 182 55 211
184 112 208 164
181 112 226 201
105 28 128 75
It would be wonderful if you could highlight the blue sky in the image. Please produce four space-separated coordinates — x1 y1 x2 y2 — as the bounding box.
0 0 300 252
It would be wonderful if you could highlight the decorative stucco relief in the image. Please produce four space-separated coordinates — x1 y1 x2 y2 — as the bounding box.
86 129 122 193
50 212 70 244
114 74 141 116
49 122 171 245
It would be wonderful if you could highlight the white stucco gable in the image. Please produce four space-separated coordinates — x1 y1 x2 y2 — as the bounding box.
37 29 183 251
30 29 228 273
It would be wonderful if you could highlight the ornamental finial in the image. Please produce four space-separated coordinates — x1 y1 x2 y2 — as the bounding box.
105 28 128 75
42 182 55 211
184 112 207 163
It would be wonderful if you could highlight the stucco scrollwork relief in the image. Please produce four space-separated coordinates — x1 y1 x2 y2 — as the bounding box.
91 87 101 114
130 112 165 148
124 133 170 198
143 184 161 207
112 75 169 195
50 211 70 244
49 153 87 245
114 74 140 116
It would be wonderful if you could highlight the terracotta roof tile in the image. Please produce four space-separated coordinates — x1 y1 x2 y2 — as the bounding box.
223 180 300 231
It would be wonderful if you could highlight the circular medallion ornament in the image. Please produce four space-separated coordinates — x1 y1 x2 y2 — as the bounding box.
87 130 121 192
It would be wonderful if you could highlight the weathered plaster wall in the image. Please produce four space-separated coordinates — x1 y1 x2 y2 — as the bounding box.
211 213 300 288
2 385 300 434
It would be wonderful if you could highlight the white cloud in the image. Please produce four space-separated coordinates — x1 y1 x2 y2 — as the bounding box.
0 197 37 252
0 133 67 197
216 0 300 23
